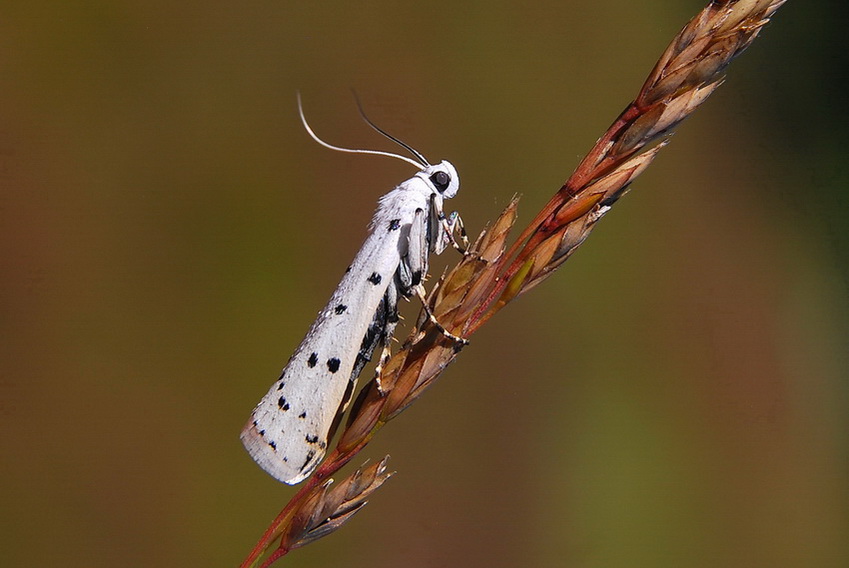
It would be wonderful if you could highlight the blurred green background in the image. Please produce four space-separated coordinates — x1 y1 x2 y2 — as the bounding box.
2 1 846 567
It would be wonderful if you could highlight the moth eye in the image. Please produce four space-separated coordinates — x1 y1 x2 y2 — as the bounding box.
430 171 451 193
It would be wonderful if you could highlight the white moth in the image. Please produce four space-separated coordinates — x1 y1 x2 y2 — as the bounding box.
241 96 463 484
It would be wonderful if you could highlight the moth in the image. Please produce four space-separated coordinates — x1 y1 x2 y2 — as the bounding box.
241 95 465 484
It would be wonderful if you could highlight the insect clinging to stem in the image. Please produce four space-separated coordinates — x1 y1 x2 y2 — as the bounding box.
240 93 468 484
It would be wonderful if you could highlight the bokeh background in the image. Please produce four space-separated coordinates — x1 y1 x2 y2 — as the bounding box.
2 1 846 567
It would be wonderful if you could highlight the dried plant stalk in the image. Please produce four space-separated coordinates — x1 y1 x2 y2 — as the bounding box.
240 1 786 566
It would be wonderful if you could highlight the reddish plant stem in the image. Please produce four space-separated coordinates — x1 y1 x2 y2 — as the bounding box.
467 102 644 334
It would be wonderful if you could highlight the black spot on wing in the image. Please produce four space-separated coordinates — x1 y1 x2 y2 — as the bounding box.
368 272 382 285
269 440 277 450
411 270 422 286
327 358 341 373
277 381 285 390
388 218 401 231
307 352 318 367
334 304 347 315
298 411 307 419
305 434 319 444
278 396 290 411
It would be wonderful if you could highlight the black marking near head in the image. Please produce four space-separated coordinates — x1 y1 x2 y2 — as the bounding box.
388 218 401 231
411 270 422 286
278 396 290 411
368 272 382 285
334 304 347 315
307 352 318 367
327 357 341 373
430 170 451 193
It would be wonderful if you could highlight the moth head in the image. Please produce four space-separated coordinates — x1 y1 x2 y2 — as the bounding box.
424 160 460 199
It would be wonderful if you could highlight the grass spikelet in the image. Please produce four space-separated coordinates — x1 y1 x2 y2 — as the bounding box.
240 2 786 566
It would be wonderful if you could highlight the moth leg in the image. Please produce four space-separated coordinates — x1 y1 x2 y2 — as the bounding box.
412 284 469 346
325 300 388 444
445 210 469 253
346 283 398 396
430 195 468 255
401 207 428 293
350 299 387 384
403 207 469 345
373 281 399 394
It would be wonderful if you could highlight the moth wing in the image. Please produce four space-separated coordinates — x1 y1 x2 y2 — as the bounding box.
241 212 411 484
240 322 339 484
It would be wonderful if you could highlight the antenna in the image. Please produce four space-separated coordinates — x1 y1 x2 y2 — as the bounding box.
351 90 431 167
296 92 426 170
